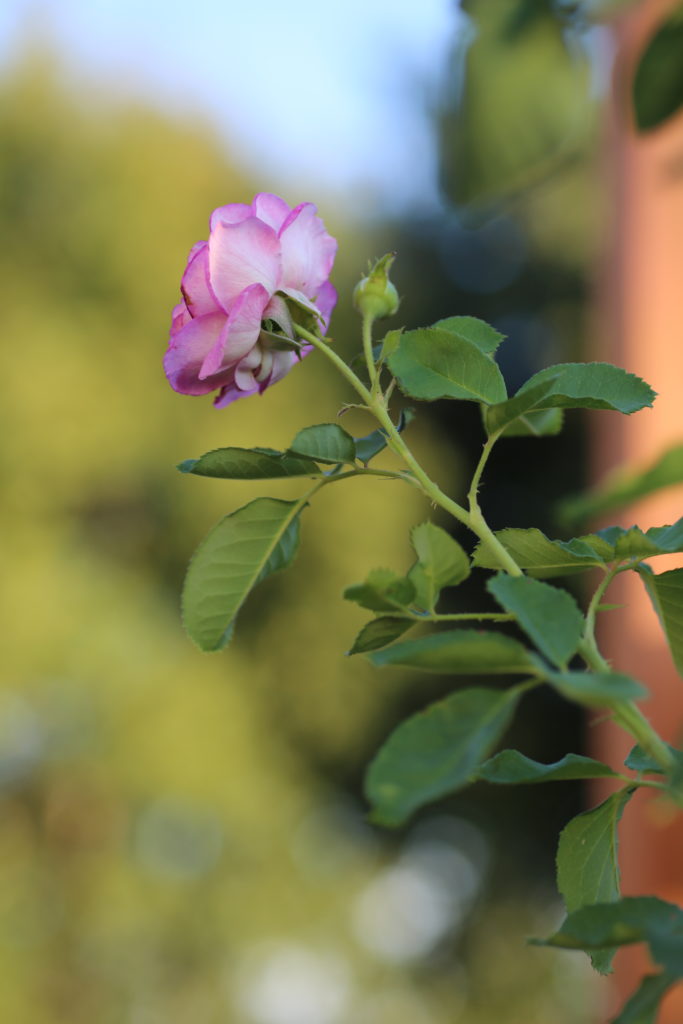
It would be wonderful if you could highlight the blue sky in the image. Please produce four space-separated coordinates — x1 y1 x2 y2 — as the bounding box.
0 0 462 214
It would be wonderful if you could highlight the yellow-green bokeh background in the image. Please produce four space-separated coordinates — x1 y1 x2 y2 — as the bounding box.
0 28 604 1023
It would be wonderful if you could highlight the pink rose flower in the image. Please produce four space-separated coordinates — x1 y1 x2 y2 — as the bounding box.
164 193 337 408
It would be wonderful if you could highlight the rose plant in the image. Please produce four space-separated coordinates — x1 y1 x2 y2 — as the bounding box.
166 194 683 1022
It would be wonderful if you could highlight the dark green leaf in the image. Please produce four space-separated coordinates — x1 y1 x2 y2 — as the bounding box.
633 6 683 132
487 573 584 668
366 686 522 826
182 498 303 651
516 363 656 414
178 446 322 479
484 376 561 436
408 521 470 610
388 327 507 405
637 566 683 678
369 629 536 674
478 750 620 785
559 443 683 526
556 789 634 972
544 670 648 707
625 743 683 775
535 896 683 979
354 408 414 465
472 527 608 578
613 972 679 1024
347 616 413 655
343 569 416 613
432 315 504 356
289 423 356 464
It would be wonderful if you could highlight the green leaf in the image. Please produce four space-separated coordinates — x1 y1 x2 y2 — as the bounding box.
613 972 679 1024
515 363 656 415
365 686 522 826
472 527 609 578
559 443 683 526
484 376 561 436
347 616 413 655
388 327 508 405
407 521 470 610
535 896 683 978
289 423 356 464
625 743 683 775
369 629 536 674
378 328 403 362
432 315 504 356
182 497 303 651
343 569 415 613
637 566 683 678
544 670 648 707
178 446 322 479
354 408 414 465
495 408 564 438
633 6 683 132
557 789 635 973
478 750 620 785
487 574 584 668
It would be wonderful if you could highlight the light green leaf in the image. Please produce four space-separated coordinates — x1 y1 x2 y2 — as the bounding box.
534 896 683 979
495 408 564 438
388 327 507 405
478 750 619 785
559 443 683 526
633 6 683 132
347 616 413 655
378 328 403 362
354 408 414 465
484 376 561 436
637 567 683 678
408 521 470 610
365 686 522 826
625 743 683 775
289 423 356 464
472 527 608 578
182 498 303 651
369 629 536 674
432 315 504 356
544 670 648 707
487 574 584 668
515 363 656 414
557 789 635 973
343 569 415 613
178 446 322 479
613 972 679 1024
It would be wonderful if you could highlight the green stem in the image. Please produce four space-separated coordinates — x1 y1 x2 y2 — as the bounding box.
405 611 515 623
468 431 523 578
579 636 675 774
362 313 379 396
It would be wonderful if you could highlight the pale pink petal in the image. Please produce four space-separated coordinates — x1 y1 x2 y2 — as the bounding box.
234 345 263 390
208 217 282 309
252 193 291 232
180 241 220 316
213 377 259 408
164 312 232 395
314 280 337 331
278 203 337 297
209 202 252 232
198 283 269 380
263 293 294 337
171 301 191 335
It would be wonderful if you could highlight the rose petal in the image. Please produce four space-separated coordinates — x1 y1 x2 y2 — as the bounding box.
171 301 192 335
278 202 337 297
209 202 252 232
164 312 233 395
213 377 260 409
208 217 282 309
263 293 294 337
180 241 219 317
252 193 291 232
234 345 263 391
314 280 337 331
198 283 269 380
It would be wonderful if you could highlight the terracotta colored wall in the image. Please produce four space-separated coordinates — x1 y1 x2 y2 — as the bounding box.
594 1 683 1018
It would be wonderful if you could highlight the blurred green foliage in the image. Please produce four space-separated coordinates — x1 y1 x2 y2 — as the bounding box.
0 44 602 1024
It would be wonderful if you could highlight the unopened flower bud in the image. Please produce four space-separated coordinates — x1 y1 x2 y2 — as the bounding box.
353 253 399 320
